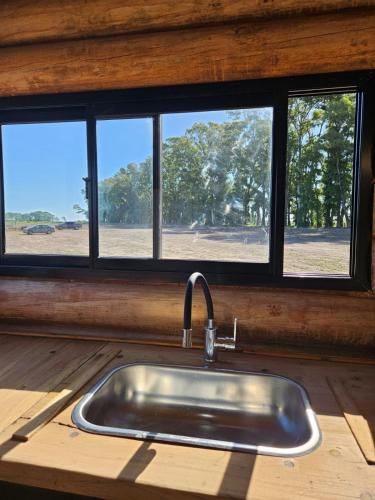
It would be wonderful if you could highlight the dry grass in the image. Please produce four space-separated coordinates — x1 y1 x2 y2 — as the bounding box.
5 225 351 275
283 227 350 274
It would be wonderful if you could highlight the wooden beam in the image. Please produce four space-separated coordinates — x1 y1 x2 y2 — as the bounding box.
0 9 374 97
0 1 374 48
0 277 374 348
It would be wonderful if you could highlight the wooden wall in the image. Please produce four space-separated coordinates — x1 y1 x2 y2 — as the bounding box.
0 277 374 350
0 1 373 351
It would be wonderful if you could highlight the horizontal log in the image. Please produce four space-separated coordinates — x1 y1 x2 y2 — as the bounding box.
0 1 374 48
0 278 374 348
0 9 374 97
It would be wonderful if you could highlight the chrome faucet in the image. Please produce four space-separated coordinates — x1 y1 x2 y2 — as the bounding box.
181 272 236 363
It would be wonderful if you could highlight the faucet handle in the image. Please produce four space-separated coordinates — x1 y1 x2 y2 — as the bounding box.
215 317 237 351
233 316 238 344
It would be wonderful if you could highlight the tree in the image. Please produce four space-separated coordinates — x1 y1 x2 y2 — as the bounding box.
230 110 272 227
96 96 355 232
5 211 58 222
73 204 88 220
321 94 355 227
98 159 152 225
287 96 325 228
286 93 355 229
162 133 207 225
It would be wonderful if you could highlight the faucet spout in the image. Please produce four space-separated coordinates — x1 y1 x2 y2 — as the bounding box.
182 272 214 331
182 272 214 350
181 272 236 363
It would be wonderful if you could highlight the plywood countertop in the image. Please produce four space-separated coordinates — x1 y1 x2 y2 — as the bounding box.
0 334 373 499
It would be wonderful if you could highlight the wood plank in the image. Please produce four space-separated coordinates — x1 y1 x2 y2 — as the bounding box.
1 421 372 500
0 9 374 97
342 375 375 462
327 377 375 464
10 344 120 442
0 1 373 48
0 336 106 433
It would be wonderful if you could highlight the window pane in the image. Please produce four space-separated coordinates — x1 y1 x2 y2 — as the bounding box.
284 93 356 275
2 121 89 255
161 109 273 262
97 118 153 258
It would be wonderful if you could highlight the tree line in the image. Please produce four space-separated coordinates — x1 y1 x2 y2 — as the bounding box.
287 94 355 228
11 95 348 229
97 94 355 229
5 211 60 223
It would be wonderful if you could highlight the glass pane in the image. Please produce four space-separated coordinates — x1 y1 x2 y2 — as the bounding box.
97 118 153 257
161 109 273 262
2 121 89 255
284 93 356 275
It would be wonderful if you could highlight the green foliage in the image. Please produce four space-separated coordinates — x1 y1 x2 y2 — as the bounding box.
97 95 355 229
99 109 273 228
286 93 355 228
5 210 59 223
73 204 88 220
99 158 152 224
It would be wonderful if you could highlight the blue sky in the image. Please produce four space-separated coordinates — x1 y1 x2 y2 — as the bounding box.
97 111 228 178
2 110 229 220
3 122 87 220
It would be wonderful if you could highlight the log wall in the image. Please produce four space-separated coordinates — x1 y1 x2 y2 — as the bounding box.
0 1 373 349
0 277 374 349
1 1 374 48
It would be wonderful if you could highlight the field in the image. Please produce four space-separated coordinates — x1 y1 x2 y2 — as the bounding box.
5 225 351 274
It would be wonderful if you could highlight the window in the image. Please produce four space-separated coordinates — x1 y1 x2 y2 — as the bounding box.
161 108 273 262
2 121 88 256
97 118 153 258
284 93 356 275
0 71 372 289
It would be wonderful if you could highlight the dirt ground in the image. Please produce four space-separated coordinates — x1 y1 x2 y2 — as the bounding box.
5 225 350 275
283 227 350 274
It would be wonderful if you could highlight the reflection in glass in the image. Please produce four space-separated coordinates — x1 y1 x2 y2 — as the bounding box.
161 109 273 262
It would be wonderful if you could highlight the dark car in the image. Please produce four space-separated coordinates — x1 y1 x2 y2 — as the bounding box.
55 221 82 230
22 224 55 235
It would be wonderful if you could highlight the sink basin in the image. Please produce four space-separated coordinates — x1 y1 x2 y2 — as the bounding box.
72 363 321 457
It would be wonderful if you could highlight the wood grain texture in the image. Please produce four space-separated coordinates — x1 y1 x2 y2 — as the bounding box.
1 0 374 48
0 337 373 499
0 277 374 348
0 8 374 97
0 336 105 435
328 377 375 463
11 344 120 442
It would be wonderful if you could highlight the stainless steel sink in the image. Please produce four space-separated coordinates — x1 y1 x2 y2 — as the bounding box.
72 363 321 457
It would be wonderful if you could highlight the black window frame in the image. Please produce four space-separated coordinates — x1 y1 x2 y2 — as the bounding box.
0 70 372 290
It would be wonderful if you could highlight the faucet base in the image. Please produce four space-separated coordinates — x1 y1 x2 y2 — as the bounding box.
204 327 218 362
182 329 193 348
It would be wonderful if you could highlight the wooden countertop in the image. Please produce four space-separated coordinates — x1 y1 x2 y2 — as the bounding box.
0 334 373 499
